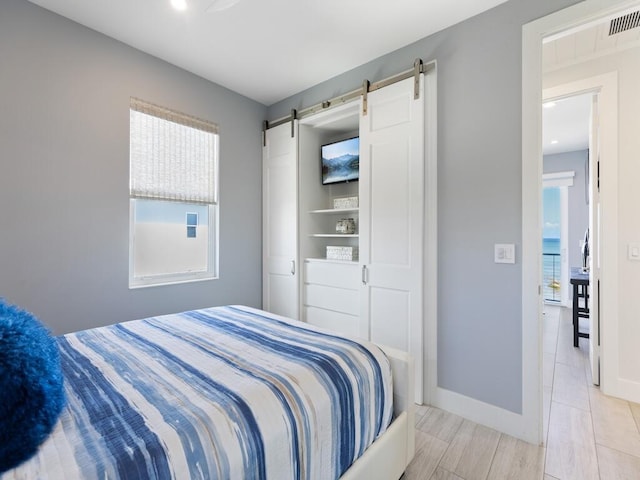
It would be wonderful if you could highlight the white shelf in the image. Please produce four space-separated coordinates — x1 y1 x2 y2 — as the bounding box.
305 257 359 265
309 207 359 214
310 233 359 238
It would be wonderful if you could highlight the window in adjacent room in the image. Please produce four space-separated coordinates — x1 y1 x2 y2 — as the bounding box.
129 98 219 288
186 212 198 238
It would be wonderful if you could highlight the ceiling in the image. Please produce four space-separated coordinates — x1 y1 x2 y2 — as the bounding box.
542 94 592 156
543 7 640 72
27 0 510 106
542 7 640 155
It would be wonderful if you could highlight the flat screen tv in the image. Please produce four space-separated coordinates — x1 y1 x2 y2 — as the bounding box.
321 136 359 185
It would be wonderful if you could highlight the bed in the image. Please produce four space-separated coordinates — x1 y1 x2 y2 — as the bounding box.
2 305 414 479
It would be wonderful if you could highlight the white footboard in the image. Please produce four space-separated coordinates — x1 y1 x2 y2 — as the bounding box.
340 345 415 480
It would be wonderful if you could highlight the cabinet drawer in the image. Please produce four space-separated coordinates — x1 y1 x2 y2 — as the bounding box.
304 283 359 316
304 261 360 289
305 306 359 338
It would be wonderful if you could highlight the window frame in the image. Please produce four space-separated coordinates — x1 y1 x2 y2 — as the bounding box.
129 200 219 289
128 98 219 289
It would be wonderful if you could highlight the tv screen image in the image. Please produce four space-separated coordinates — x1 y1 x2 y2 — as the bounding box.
321 137 359 185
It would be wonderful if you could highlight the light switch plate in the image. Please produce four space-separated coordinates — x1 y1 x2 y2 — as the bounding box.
628 243 640 261
495 243 516 264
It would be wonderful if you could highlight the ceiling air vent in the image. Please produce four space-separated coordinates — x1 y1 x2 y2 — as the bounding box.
609 10 640 35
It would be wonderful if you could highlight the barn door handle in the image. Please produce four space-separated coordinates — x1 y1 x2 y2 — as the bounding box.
291 260 296 275
362 265 368 285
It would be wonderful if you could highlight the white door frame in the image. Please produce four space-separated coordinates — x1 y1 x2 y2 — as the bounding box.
424 65 438 408
544 75 618 386
522 0 630 444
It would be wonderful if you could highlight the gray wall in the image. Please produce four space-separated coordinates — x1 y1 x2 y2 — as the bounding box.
269 0 580 413
0 0 266 335
544 150 589 270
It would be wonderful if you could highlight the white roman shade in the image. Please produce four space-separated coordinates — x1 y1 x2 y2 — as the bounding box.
130 98 219 204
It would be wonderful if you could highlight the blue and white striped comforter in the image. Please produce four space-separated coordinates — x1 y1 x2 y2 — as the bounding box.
5 306 393 480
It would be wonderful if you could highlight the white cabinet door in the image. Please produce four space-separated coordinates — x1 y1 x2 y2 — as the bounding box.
360 76 424 403
263 122 299 319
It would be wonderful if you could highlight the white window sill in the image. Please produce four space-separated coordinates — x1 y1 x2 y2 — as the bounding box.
129 273 218 289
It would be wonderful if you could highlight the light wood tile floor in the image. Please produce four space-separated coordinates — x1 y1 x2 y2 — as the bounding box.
404 305 640 479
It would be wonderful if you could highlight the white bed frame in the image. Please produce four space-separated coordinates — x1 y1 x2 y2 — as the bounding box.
341 345 415 480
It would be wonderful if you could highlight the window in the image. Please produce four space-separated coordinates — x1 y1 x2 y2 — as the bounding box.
129 98 219 288
542 171 574 305
542 186 562 303
186 212 198 238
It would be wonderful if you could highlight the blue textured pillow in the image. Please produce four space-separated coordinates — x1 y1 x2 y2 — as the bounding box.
0 300 65 473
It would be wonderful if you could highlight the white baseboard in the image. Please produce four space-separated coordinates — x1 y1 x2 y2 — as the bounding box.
430 386 539 445
604 378 640 405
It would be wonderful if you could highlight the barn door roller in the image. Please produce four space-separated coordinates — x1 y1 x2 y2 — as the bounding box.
413 58 423 99
362 79 370 116
262 120 268 147
290 109 297 138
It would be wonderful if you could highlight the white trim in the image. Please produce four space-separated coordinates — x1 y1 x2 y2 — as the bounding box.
542 171 575 187
424 63 438 406
129 273 216 289
522 0 631 444
542 4 640 43
542 39 640 75
614 379 640 401
559 185 570 306
431 387 531 441
522 17 545 446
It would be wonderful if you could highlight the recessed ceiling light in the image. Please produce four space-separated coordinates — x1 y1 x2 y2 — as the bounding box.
206 0 241 13
171 0 187 11
543 101 556 109
551 140 559 144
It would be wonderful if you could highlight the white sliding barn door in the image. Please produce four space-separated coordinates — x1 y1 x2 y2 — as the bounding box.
263 122 299 319
359 76 424 403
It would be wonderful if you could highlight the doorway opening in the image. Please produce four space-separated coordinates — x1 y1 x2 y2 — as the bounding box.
541 92 592 308
522 0 638 444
